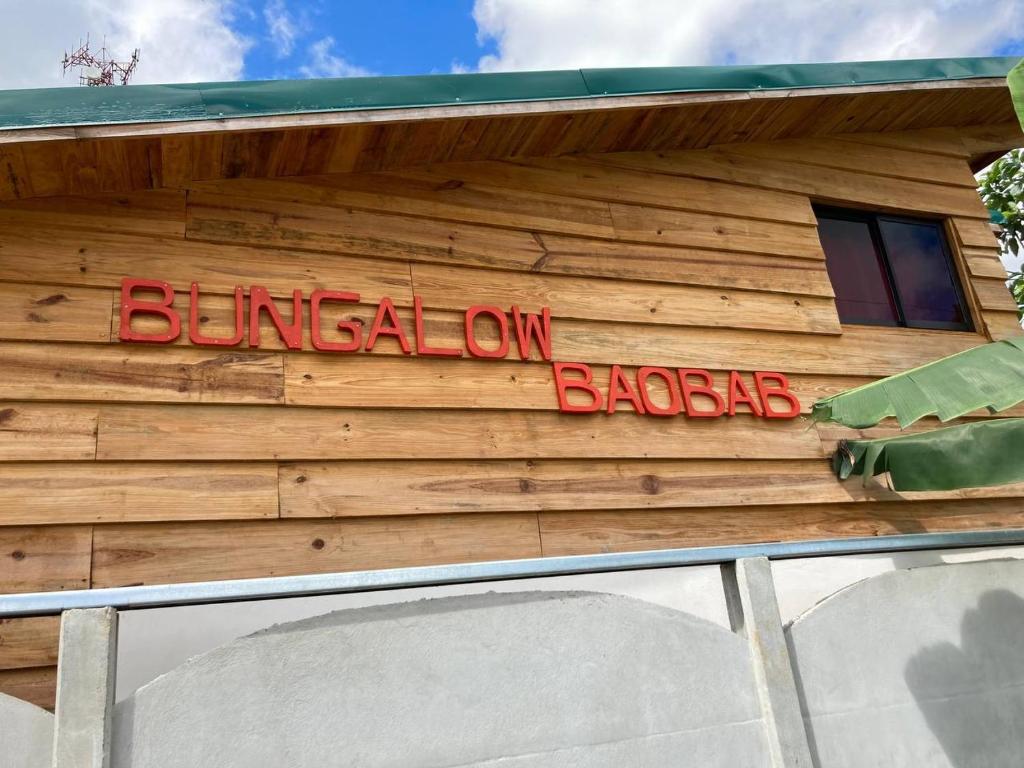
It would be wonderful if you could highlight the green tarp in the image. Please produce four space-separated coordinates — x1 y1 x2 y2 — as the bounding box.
812 338 1024 429
835 418 1024 491
0 56 1019 131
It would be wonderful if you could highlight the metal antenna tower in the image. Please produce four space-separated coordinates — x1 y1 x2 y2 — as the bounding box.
62 36 140 86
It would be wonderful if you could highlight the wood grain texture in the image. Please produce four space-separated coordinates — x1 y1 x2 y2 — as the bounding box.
0 188 184 237
0 342 283 404
539 499 1024 556
0 283 112 343
0 666 56 711
93 404 824 461
0 617 60 669
0 463 279 526
0 404 97 461
0 226 414 300
279 459 1024 518
0 525 91 592
591 148 992 219
284 354 867 412
91 514 542 587
411 262 841 335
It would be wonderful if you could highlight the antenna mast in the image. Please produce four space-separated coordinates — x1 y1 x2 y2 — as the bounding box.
62 36 140 86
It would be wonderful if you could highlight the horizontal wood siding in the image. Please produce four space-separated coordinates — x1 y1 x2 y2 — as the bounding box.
0 126 1021 709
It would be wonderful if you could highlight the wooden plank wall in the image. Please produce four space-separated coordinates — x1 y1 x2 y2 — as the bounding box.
0 126 1021 708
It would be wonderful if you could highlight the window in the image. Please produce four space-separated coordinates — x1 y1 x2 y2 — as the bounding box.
815 206 972 332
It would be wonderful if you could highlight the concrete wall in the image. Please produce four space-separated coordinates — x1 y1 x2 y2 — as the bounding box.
0 692 54 768
111 591 771 768
18 555 1024 766
787 558 1024 767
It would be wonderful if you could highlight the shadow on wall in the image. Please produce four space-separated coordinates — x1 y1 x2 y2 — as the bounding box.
905 590 1024 768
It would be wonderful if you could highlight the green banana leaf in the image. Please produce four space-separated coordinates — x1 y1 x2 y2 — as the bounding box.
835 418 1024 490
1010 58 1024 132
812 338 1024 429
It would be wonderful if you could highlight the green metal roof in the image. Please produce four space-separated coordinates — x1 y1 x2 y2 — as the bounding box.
0 56 1018 132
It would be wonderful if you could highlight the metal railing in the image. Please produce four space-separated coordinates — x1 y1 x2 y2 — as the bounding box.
3 528 1024 618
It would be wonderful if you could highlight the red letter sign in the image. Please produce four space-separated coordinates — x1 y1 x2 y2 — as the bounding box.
553 362 603 413
512 306 552 361
677 368 725 417
365 297 411 354
414 296 462 357
465 305 510 359
249 286 303 349
311 290 362 352
754 372 801 419
637 367 682 416
119 278 181 343
189 283 243 346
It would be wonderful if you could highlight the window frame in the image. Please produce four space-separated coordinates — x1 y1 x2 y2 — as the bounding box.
814 205 974 333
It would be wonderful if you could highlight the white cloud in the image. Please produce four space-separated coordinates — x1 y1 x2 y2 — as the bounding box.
0 0 248 90
263 0 299 58
299 36 372 79
472 0 1024 72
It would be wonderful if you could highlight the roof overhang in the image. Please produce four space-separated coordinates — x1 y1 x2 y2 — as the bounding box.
0 57 1020 200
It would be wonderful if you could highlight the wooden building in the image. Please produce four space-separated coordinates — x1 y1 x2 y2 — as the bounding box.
0 57 1022 709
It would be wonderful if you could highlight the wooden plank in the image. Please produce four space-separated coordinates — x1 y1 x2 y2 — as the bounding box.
186 190 548 273
607 203 824 259
548 320 988 377
956 122 1024 157
963 247 1012 279
983 311 1024 341
0 617 60 669
950 218 1001 249
0 189 185 238
160 136 194 189
280 458 1024 518
535 234 837 297
0 404 97 461
832 127 972 158
0 463 279 526
285 355 855 412
719 136 978 187
0 666 56 711
591 149 992 219
94 404 824 461
0 226 413 301
539 499 1024 556
411 262 841 335
91 514 542 587
190 171 619 239
405 156 818 225
0 144 32 200
972 277 1019 313
0 222 831 301
0 525 91 592
0 283 112 343
0 342 284 404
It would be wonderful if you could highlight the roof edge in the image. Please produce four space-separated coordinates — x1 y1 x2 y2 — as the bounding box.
0 56 1018 136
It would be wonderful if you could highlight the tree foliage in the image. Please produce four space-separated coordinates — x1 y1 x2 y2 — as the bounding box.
977 149 1024 318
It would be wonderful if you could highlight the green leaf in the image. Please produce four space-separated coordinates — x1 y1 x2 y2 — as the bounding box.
812 339 1024 428
835 418 1024 490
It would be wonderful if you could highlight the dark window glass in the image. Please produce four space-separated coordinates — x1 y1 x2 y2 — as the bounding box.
878 219 969 328
815 207 972 332
817 216 899 326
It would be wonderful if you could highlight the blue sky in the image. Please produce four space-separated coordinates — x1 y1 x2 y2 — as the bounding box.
235 1 498 80
0 1 1022 91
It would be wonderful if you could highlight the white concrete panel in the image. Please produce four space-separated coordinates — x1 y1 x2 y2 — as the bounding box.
786 558 1024 768
115 565 728 701
112 591 768 768
0 692 53 768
